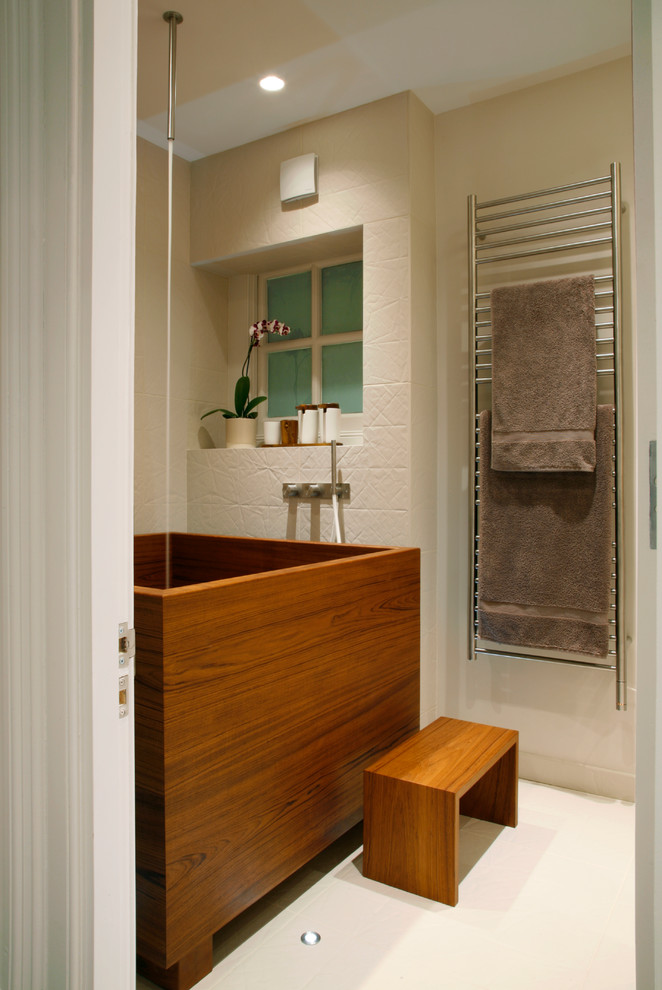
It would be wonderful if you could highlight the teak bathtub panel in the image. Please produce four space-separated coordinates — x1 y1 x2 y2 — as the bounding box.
135 531 378 588
165 553 417 953
134 536 420 978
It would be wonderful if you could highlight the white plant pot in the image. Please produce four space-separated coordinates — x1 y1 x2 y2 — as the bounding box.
225 417 257 449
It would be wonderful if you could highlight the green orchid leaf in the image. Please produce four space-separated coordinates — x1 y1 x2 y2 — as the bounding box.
200 407 235 421
234 375 251 416
244 395 267 416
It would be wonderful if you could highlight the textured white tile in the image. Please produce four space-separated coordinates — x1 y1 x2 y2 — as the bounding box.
350 467 409 512
363 338 411 386
342 508 409 547
361 425 408 470
186 502 239 535
363 216 410 264
298 178 409 237
364 261 409 329
363 383 410 429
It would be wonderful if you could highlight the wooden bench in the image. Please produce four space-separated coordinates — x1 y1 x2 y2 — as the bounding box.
362 717 518 906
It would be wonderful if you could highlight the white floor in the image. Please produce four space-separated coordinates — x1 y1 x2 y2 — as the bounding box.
137 780 635 990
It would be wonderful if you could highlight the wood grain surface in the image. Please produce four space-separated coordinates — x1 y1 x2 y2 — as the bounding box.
134 533 420 987
363 717 518 906
134 532 380 588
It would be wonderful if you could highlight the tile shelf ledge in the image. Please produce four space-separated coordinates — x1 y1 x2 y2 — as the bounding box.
260 442 343 448
190 441 364 452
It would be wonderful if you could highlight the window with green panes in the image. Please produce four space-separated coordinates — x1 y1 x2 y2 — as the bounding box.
258 259 363 434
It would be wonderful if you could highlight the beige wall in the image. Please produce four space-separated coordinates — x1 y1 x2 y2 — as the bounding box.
134 137 228 533
187 92 439 725
435 58 636 799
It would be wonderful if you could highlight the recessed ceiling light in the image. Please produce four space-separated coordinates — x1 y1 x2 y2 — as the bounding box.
260 75 285 92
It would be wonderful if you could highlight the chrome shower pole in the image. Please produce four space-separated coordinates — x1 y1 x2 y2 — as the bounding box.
163 11 183 141
162 10 182 588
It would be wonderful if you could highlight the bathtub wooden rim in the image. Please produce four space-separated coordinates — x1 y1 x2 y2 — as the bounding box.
134 533 418 596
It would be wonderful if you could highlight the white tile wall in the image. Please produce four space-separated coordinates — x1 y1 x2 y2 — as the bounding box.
184 94 437 723
187 446 411 549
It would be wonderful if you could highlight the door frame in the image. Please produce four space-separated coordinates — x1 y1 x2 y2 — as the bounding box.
0 0 137 986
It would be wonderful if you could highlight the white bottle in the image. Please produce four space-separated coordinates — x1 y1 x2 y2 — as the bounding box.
318 403 341 443
296 404 318 444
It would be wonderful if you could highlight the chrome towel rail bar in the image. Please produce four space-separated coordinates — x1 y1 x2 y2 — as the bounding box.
468 163 626 711
477 174 611 209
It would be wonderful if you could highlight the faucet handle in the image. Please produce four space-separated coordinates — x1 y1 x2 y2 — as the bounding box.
283 483 302 498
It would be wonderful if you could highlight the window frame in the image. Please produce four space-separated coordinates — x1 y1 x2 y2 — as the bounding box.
256 253 364 442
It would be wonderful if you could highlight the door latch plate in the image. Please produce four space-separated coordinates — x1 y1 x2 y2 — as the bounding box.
119 674 129 719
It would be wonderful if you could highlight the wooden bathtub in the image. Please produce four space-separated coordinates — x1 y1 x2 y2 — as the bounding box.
134 533 420 990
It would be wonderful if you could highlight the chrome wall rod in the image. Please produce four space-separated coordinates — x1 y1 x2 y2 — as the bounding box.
475 340 615 354
475 317 615 328
477 175 610 210
475 287 613 310
476 190 611 223
476 235 612 265
474 274 613 300
476 320 615 334
478 364 616 379
610 161 626 710
478 299 614 312
476 220 612 252
474 648 617 671
163 11 183 141
476 206 611 238
467 192 478 659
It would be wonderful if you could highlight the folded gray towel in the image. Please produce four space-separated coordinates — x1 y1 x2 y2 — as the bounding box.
491 275 597 472
477 405 614 657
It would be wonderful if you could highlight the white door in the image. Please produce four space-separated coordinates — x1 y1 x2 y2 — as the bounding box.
631 2 662 987
89 0 138 985
0 0 137 987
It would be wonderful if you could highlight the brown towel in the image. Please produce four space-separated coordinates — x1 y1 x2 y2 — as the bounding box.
477 405 614 658
491 275 597 472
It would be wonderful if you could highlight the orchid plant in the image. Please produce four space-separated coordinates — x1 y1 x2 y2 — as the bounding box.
201 319 291 420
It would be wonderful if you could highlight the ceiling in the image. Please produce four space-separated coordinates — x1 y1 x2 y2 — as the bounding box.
137 0 631 162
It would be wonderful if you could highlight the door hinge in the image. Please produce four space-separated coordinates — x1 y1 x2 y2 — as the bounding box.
118 621 135 668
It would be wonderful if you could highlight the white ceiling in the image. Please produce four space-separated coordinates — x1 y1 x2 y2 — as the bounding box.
137 0 631 161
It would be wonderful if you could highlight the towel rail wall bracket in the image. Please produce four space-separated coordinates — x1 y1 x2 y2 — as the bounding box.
467 163 626 711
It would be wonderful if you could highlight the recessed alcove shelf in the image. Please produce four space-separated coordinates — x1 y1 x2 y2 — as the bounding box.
193 226 362 276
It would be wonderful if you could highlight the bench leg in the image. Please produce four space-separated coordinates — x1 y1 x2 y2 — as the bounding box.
364 773 461 906
137 937 213 990
460 742 518 827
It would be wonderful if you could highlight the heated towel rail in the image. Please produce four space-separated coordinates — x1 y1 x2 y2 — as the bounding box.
468 164 625 710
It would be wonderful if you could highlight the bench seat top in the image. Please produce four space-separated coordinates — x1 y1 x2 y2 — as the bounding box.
365 716 518 797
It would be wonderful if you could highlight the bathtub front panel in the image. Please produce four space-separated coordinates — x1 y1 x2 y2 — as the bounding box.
134 535 420 978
